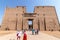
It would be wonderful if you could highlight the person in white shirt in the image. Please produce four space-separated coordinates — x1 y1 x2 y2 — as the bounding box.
17 31 22 40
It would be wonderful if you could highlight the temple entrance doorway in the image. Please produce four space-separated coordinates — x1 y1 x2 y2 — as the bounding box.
28 19 33 30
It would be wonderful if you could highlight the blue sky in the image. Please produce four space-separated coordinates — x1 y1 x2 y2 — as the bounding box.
0 0 60 25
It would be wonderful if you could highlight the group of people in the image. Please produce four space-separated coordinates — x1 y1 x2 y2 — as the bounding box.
16 29 39 40
17 30 27 40
32 29 39 35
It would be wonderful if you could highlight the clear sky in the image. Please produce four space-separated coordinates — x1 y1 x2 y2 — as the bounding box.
0 0 60 25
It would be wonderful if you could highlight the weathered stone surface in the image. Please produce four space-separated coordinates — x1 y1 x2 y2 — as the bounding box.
0 6 59 31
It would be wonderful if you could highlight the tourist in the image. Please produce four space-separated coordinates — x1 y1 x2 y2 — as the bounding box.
17 30 22 40
35 29 37 35
35 29 39 35
23 30 27 40
32 29 35 35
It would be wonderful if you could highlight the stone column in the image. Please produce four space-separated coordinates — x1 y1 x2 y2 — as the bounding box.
33 18 38 30
39 18 45 31
23 18 28 30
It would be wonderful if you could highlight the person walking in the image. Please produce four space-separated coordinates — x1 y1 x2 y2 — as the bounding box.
32 29 35 35
17 31 22 40
23 30 27 40
35 29 37 35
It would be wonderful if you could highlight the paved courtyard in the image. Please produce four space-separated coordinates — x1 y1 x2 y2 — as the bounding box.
0 31 60 40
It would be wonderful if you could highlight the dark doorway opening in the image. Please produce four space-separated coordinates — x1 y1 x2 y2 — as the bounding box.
28 19 33 30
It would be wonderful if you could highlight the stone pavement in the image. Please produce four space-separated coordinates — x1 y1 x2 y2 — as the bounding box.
0 31 60 40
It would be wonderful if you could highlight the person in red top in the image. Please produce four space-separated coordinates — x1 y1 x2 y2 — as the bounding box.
23 30 27 40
